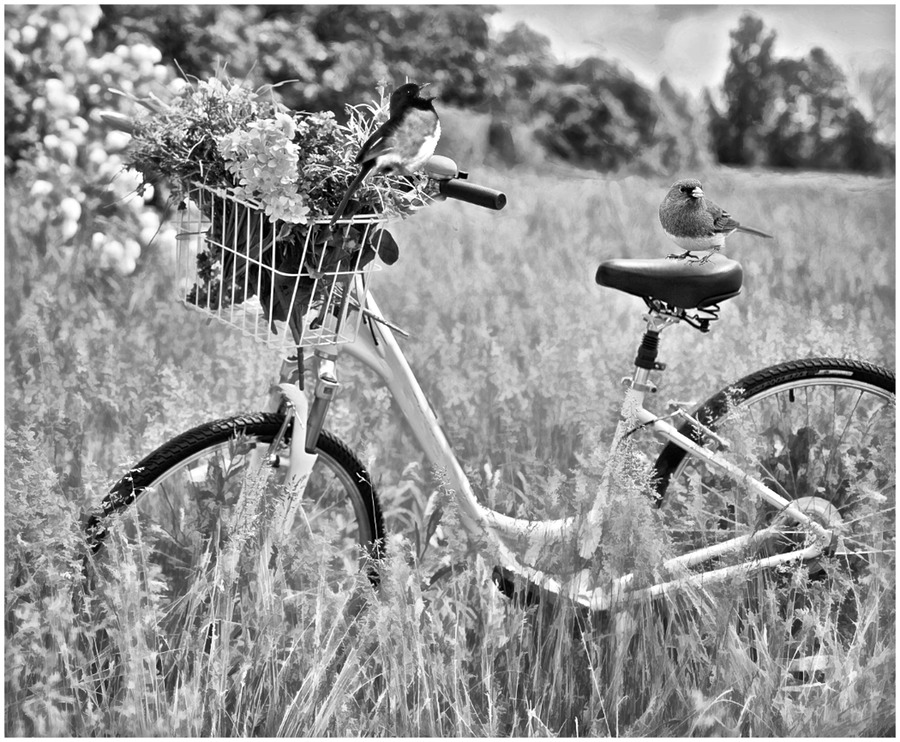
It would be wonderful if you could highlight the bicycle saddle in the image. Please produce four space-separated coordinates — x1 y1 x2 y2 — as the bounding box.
596 255 743 309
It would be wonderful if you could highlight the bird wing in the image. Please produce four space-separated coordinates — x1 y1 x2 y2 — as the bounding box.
355 117 401 165
707 202 741 234
708 200 772 238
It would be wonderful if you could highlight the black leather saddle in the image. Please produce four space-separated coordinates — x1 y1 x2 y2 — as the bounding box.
596 255 743 309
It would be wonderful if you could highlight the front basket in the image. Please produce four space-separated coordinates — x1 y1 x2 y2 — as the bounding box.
174 184 387 351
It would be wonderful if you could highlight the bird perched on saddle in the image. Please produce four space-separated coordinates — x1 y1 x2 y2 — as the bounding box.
659 178 773 262
329 82 441 227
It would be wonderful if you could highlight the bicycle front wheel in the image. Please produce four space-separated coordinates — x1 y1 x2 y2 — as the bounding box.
87 413 384 646
653 357 894 694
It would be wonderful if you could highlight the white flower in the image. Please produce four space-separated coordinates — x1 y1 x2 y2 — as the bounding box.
104 130 132 152
62 94 81 116
88 145 108 165
49 22 70 42
139 211 160 243
63 37 87 67
45 78 67 106
123 238 141 261
6 47 25 72
59 197 82 222
131 43 162 65
61 219 79 240
102 239 125 263
75 5 102 38
58 140 78 164
274 112 296 140
62 126 86 147
119 256 137 275
30 180 54 197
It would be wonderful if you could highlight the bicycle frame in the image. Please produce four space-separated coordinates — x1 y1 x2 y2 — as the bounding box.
280 292 833 612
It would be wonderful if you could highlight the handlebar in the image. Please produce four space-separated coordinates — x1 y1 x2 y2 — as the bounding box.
438 179 507 210
425 154 507 211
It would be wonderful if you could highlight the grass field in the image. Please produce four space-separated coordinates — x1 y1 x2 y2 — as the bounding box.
5 164 895 735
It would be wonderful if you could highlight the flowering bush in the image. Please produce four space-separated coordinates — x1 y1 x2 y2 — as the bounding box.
5 5 179 277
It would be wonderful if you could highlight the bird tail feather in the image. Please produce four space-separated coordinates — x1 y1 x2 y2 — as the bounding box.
329 170 366 228
736 224 773 239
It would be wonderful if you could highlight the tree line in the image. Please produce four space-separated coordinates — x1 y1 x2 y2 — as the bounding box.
7 5 894 174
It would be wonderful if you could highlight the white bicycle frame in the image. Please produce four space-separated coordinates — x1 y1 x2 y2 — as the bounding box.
279 292 832 612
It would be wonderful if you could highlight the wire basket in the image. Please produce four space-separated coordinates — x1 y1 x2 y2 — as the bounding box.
175 184 387 350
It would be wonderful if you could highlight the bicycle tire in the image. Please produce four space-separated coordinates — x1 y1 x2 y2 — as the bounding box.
86 413 384 649
654 357 894 489
652 357 895 691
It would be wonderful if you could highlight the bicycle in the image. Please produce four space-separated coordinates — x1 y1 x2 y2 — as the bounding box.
86 156 895 690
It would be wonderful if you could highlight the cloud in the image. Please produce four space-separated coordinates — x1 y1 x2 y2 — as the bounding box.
655 5 721 23
492 4 894 102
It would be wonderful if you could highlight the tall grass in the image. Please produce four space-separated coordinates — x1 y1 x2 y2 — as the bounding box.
5 165 895 735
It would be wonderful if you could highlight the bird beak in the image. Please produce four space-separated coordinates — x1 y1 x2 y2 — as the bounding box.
691 186 703 199
418 82 437 101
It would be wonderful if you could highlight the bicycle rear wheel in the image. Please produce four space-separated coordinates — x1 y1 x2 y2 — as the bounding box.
87 413 383 651
653 358 894 699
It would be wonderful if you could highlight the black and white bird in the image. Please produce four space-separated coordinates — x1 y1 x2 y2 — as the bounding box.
659 178 773 262
329 82 440 226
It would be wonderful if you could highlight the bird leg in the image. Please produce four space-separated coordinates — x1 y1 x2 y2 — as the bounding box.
666 251 695 261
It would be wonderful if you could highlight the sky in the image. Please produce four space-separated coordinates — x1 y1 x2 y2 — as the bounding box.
490 4 895 98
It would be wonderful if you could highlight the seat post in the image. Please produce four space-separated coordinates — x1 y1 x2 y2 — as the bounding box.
628 310 678 392
634 328 661 371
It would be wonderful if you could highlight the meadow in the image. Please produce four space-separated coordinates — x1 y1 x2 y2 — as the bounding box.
5 163 895 735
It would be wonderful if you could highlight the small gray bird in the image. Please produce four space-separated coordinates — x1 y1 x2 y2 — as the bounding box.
659 178 773 262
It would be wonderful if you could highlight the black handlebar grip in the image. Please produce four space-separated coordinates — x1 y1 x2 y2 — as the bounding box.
439 179 507 210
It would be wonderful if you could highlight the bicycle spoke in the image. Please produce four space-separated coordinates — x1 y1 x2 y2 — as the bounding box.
655 362 894 698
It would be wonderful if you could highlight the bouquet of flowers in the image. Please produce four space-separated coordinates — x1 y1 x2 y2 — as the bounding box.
110 76 434 344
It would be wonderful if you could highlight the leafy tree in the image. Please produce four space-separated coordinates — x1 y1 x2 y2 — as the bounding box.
709 13 777 165
711 13 893 173
94 5 498 116
94 5 257 75
533 57 659 171
851 61 895 146
655 77 714 172
307 5 497 110
490 22 554 114
837 107 891 173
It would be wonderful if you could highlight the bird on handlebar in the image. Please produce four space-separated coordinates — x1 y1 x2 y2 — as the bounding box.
329 82 441 227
